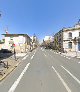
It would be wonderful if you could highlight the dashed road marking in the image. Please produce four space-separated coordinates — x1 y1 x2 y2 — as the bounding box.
44 54 46 57
52 66 71 92
33 50 36 55
67 57 70 60
61 55 63 56
60 55 71 60
8 63 30 92
66 57 68 59
22 55 28 60
61 65 80 84
31 55 34 60
66 57 70 60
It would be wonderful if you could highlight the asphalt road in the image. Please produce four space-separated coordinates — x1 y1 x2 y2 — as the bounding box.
0 47 80 92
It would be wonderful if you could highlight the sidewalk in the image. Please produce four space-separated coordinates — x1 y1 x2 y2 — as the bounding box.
61 51 80 58
0 53 27 81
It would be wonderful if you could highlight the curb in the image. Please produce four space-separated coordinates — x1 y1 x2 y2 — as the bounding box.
0 53 28 81
0 67 15 81
0 60 21 81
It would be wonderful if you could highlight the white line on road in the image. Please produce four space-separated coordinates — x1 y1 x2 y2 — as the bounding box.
61 65 80 84
8 63 30 92
61 54 63 56
66 57 69 59
52 66 71 92
22 55 28 60
44 53 46 57
78 62 80 64
34 50 36 55
33 51 36 55
31 55 34 60
65 57 70 60
68 58 70 60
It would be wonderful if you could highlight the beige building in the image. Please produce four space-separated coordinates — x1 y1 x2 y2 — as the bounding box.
2 34 32 53
54 21 80 52
30 35 39 49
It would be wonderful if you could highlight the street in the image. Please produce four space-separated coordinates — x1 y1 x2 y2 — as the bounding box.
0 47 80 92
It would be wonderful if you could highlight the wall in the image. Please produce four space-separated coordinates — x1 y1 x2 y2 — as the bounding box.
63 29 80 52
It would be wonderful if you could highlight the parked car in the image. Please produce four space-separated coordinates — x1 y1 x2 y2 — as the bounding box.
0 49 12 53
0 49 13 59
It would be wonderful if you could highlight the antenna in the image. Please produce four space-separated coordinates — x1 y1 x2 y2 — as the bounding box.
4 26 9 34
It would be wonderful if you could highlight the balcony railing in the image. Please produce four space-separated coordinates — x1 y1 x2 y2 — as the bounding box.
68 37 72 40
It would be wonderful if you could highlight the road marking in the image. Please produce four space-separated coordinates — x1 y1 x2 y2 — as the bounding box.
31 55 34 60
34 50 37 55
68 58 70 60
8 63 30 92
34 52 36 55
50 49 52 51
61 65 80 84
78 62 80 63
66 57 68 59
66 57 70 60
44 53 46 57
22 55 28 60
61 54 63 56
52 66 71 92
34 51 35 54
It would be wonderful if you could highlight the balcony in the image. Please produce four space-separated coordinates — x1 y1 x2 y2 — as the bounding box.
67 37 72 40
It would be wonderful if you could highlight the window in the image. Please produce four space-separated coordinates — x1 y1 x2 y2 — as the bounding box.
10 36 13 40
68 32 72 39
68 42 72 49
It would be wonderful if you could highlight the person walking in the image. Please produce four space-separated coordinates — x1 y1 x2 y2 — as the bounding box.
14 48 16 61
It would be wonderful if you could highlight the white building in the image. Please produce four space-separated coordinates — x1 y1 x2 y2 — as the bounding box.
63 23 80 52
2 34 31 52
44 36 54 42
54 21 80 52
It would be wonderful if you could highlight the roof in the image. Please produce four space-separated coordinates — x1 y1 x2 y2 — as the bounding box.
2 34 30 38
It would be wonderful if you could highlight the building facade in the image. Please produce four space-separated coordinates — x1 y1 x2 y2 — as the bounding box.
54 21 80 52
2 34 32 52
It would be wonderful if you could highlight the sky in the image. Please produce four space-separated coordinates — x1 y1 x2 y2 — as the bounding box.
0 0 80 41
